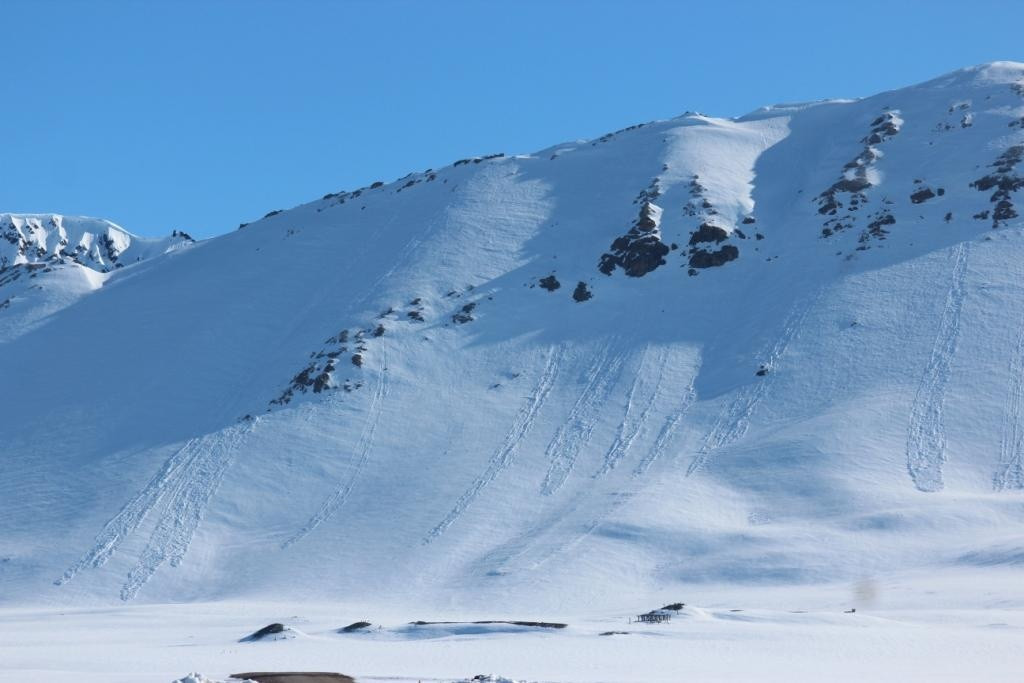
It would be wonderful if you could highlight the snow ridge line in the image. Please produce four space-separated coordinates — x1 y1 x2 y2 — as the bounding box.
906 243 970 493
425 345 562 543
996 319 1024 490
686 289 821 478
56 436 208 586
119 422 253 600
282 353 391 549
633 372 698 476
596 346 662 477
540 344 627 495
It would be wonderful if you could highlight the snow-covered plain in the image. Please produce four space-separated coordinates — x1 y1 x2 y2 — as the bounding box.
4 572 1023 682
3 63 1024 681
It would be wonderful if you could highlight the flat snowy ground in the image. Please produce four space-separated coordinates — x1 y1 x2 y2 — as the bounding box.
3 569 1021 683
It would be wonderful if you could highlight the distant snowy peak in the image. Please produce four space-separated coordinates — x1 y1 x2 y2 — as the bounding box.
8 61 1024 610
0 213 193 274
0 214 196 343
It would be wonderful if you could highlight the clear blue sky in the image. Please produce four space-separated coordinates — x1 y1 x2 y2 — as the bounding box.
4 0 1022 238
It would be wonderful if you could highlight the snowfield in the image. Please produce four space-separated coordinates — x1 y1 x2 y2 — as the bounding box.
3 62 1024 681
4 575 1023 682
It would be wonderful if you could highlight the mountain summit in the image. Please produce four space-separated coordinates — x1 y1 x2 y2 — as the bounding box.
3 63 1024 608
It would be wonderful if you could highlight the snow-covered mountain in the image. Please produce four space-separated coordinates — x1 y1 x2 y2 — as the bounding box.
3 62 1024 611
0 214 194 342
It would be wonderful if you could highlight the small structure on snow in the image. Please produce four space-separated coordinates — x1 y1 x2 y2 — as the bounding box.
635 611 672 623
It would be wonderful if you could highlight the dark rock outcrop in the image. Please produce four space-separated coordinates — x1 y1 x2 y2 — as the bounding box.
573 281 593 302
538 275 561 291
688 245 739 269
599 201 668 277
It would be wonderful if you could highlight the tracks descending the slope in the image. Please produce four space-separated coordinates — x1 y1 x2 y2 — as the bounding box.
58 421 255 599
995 314 1024 491
540 343 628 495
686 289 822 478
596 346 664 477
425 345 563 543
282 354 391 549
57 440 201 586
119 424 252 600
906 243 970 493
633 374 697 477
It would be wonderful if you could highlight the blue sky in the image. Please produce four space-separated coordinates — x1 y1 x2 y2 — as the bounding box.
3 0 1023 238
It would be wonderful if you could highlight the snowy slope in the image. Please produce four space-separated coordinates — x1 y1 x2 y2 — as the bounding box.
0 214 194 342
2 63 1024 614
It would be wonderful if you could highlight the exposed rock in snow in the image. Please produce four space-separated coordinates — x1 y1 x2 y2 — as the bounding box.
4 62 1024 615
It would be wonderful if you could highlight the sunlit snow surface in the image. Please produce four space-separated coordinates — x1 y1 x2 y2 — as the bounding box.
3 573 1023 682
2 63 1024 681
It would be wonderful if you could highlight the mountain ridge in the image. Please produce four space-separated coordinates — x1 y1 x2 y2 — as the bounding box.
2 62 1024 610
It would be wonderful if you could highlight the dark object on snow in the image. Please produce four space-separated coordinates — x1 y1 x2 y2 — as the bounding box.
688 245 739 269
233 673 354 683
453 302 477 323
538 274 561 291
351 354 363 367
910 188 936 204
756 365 769 377
410 620 567 629
339 621 372 633
598 201 669 277
688 223 729 245
600 630 630 636
661 602 685 611
240 623 286 642
845 608 857 614
573 281 592 302
635 612 671 623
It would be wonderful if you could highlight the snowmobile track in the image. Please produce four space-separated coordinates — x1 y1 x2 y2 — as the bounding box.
541 343 627 495
56 436 210 586
686 289 821 477
119 422 252 600
596 346 664 477
57 421 255 597
282 353 391 548
633 373 697 476
995 313 1024 490
906 243 969 493
425 345 562 542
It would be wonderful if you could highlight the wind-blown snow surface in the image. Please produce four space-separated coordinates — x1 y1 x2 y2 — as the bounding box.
3 63 1024 681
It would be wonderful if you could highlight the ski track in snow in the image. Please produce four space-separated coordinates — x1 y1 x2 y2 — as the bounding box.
596 346 663 477
540 344 627 495
906 243 969 493
686 288 822 478
633 373 698 476
425 345 562 543
56 440 203 586
487 478 646 575
57 421 255 599
996 319 1024 490
483 349 695 574
119 424 252 600
282 353 391 548
534 492 636 569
